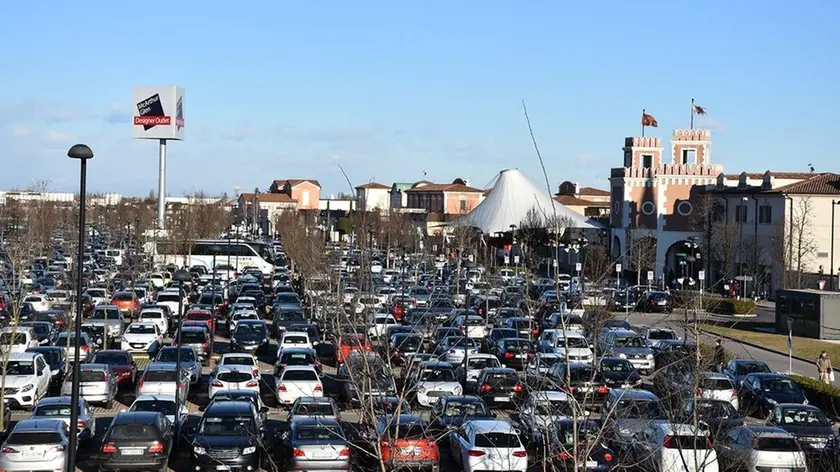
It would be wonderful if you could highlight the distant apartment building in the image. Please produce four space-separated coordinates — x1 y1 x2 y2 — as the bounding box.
355 182 391 211
554 181 610 219
268 179 321 211
403 179 485 219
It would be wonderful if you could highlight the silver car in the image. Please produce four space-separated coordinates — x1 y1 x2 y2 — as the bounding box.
155 346 202 386
54 332 94 363
136 362 191 401
282 417 351 471
60 363 117 407
0 419 70 472
30 396 97 441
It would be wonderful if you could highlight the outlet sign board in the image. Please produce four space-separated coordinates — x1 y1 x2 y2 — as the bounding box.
132 86 185 140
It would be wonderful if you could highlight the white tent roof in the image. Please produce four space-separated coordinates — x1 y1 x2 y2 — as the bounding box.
460 168 602 234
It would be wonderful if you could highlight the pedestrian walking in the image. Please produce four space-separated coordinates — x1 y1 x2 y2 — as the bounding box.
817 350 833 384
713 339 726 372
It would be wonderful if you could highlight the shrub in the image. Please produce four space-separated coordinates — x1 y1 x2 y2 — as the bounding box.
790 374 840 417
702 297 755 315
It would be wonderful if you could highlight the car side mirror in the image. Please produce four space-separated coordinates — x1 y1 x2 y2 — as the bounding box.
120 409 127 413
260 406 269 414
589 344 594 349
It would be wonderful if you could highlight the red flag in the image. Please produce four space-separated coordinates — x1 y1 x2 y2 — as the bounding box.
693 104 707 115
642 112 658 127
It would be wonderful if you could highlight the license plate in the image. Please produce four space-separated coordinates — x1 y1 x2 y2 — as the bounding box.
586 461 598 469
494 396 510 402
313 451 333 459
400 447 421 455
771 469 791 472
578 387 592 392
216 466 230 471
121 449 143 456
21 451 42 459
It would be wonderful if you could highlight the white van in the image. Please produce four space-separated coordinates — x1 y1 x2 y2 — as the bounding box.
0 327 39 354
105 249 124 266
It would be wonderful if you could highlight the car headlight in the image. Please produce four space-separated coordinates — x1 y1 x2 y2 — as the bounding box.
454 385 462 394
242 446 256 455
766 398 778 405
618 353 627 359
193 446 206 455
21 384 33 392
418 387 426 393
262 338 268 343
803 398 809 405
646 354 654 360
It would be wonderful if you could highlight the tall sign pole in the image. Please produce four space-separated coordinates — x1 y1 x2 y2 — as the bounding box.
132 86 186 230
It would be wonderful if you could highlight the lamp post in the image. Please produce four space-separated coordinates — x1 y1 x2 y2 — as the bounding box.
172 269 192 443
210 245 222 288
739 196 748 299
509 224 517 273
66 143 93 472
253 187 260 238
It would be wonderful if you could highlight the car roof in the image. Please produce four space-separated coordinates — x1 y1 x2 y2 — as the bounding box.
8 352 39 361
79 363 110 371
112 411 163 425
700 371 731 380
134 394 177 403
748 373 788 379
216 364 255 373
530 390 569 401
146 362 179 370
290 417 340 427
480 367 517 375
13 419 65 433
469 420 516 434
221 352 256 359
212 390 259 398
466 353 497 359
743 425 794 437
280 347 316 355
204 401 254 414
777 403 820 410
280 365 318 372
610 388 658 400
35 396 78 406
608 329 639 336
440 395 484 403
294 396 334 404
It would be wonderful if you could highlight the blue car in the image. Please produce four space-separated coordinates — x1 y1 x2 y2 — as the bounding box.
724 359 771 386
738 373 807 419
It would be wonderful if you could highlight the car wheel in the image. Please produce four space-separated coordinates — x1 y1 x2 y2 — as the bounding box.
104 397 113 409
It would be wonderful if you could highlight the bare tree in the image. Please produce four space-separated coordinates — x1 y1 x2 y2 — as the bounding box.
626 229 657 286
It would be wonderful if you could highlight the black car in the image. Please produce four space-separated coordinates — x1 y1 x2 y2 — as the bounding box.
272 309 307 338
287 323 322 345
552 419 616 471
765 403 837 453
20 321 56 345
188 401 264 472
482 328 519 353
80 323 107 350
27 346 68 387
739 373 808 419
337 354 395 405
546 362 610 408
207 389 270 424
598 357 642 389
635 291 674 313
96 412 174 472
680 399 744 438
429 395 494 433
724 359 771 386
230 320 271 354
387 333 422 364
474 367 523 408
490 338 535 370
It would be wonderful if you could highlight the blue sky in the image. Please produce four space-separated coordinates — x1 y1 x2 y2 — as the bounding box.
0 1 836 197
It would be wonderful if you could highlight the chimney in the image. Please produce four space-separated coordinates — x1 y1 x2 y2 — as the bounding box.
463 179 470 187
573 182 580 196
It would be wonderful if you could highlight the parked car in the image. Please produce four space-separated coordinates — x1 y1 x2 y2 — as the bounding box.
91 349 137 390
125 394 188 431
765 403 837 453
738 373 808 419
97 412 174 472
60 363 117 407
276 417 351 471
188 401 264 472
716 425 807 472
429 395 494 433
376 415 440 472
3 352 52 410
30 395 96 441
0 419 71 472
448 420 528 472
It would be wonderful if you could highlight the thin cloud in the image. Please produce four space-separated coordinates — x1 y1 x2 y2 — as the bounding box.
223 125 260 141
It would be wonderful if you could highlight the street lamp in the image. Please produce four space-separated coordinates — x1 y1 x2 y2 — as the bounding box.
210 245 222 288
739 196 748 299
172 269 192 442
66 143 93 472
253 187 260 238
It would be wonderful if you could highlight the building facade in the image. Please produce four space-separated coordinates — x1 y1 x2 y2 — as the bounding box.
355 183 391 211
268 179 321 211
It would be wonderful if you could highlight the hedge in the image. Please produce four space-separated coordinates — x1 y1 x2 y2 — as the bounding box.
671 291 756 315
790 374 840 418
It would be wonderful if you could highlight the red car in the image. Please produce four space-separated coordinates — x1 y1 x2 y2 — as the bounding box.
185 309 215 333
336 334 372 365
91 350 136 388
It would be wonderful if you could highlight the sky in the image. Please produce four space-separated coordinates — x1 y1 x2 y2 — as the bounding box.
0 1 837 197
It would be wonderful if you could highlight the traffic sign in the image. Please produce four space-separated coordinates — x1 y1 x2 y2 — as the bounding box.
575 262 582 272
616 264 622 273
698 270 705 280
514 255 520 264
504 255 510 264
647 270 654 281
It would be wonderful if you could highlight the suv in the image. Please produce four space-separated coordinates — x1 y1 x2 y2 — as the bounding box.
188 401 264 472
97 412 173 472
174 327 213 365
602 388 667 450
3 352 52 410
597 329 654 374
0 419 71 472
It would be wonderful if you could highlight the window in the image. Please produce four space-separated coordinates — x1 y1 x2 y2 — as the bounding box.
642 154 653 168
735 205 747 223
460 198 467 212
759 205 772 224
302 190 310 207
681 149 696 165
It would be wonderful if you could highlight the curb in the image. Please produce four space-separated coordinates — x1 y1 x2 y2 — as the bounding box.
700 328 836 373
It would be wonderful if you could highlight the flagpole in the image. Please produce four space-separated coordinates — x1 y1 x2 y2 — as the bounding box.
642 109 645 137
690 98 695 130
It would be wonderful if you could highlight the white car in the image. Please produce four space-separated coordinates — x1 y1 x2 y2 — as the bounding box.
276 332 313 358
275 365 323 405
0 328 39 354
342 287 359 305
697 372 739 411
84 288 110 306
413 361 463 407
526 353 563 376
121 322 162 353
718 426 806 472
22 294 51 312
449 420 528 472
370 260 383 273
138 308 169 336
208 365 260 399
456 353 501 385
542 330 594 363
230 311 260 332
3 352 51 410
155 290 184 317
218 352 262 381
368 314 398 339
632 423 718 472
126 394 188 427
440 337 479 365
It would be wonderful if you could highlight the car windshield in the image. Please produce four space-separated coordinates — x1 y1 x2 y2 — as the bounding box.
55 336 85 347
223 356 255 367
236 324 266 336
503 339 531 349
6 361 35 376
127 325 157 335
280 312 305 321
389 424 426 439
144 370 177 382
26 324 50 335
93 353 129 365
468 358 500 370
420 368 455 382
218 371 253 383
614 336 646 348
296 425 343 440
282 370 318 381
293 403 335 417
600 359 634 372
491 329 517 340
647 330 676 340
695 402 737 419
559 337 589 348
475 433 519 448
781 408 830 426
762 378 800 394
180 332 207 344
559 425 600 446
201 415 255 436
442 401 490 417
757 437 801 452
737 363 771 375
446 337 476 348
34 404 72 417
132 400 176 416
0 333 27 345
157 348 196 363
282 336 308 345
91 309 119 320
282 353 314 365
616 399 665 419
156 294 180 303
6 432 63 445
701 378 734 391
